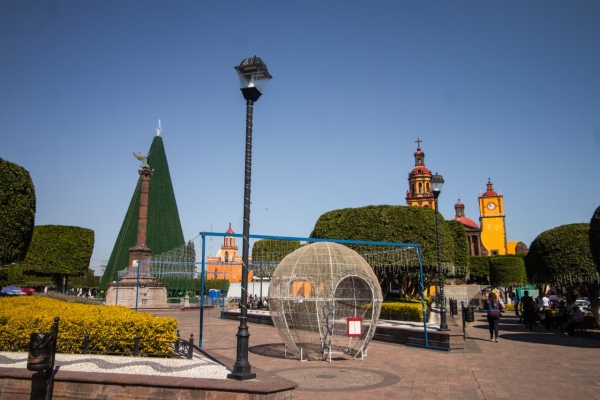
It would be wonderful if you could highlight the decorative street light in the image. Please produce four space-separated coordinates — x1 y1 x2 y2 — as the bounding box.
431 172 449 331
227 56 272 381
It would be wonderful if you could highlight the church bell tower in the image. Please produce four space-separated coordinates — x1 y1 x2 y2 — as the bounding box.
406 138 435 209
478 179 507 255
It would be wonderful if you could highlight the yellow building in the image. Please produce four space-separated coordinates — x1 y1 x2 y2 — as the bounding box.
206 224 253 283
405 138 436 209
478 179 508 256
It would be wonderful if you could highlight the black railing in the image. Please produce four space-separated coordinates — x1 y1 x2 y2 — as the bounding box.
0 330 194 359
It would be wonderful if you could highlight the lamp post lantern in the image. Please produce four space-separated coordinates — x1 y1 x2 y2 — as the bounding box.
431 172 449 331
227 56 272 381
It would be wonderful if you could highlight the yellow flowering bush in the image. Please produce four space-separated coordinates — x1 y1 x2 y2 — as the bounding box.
0 297 177 355
380 301 424 322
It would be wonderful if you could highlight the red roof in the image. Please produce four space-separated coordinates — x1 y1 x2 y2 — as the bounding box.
453 216 479 229
410 166 431 176
482 179 498 197
226 223 234 234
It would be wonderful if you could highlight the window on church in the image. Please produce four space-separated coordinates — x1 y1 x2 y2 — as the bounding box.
411 183 415 195
491 250 498 256
426 182 430 192
225 251 229 262
418 159 422 165
418 182 423 193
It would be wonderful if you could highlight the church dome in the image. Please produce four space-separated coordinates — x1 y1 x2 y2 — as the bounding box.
410 166 431 176
226 223 235 234
453 216 479 229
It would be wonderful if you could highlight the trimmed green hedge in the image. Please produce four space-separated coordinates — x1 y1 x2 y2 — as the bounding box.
489 256 527 287
252 239 301 277
468 256 490 282
310 205 455 267
23 225 94 277
590 206 600 272
0 158 36 266
525 223 595 284
200 279 230 292
447 220 469 269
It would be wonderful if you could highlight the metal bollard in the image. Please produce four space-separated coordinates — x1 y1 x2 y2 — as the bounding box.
188 334 194 359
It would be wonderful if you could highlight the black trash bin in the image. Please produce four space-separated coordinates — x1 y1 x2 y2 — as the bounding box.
464 306 475 323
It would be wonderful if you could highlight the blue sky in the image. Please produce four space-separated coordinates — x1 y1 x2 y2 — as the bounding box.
1 1 599 275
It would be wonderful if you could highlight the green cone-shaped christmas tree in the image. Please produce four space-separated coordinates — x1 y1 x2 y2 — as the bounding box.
100 135 187 291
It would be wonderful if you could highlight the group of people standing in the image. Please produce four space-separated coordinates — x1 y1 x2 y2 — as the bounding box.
248 294 268 309
485 289 587 340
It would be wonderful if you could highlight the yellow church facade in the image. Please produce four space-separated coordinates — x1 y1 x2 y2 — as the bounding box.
206 224 254 283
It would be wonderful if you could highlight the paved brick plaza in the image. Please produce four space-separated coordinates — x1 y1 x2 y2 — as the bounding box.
153 307 600 399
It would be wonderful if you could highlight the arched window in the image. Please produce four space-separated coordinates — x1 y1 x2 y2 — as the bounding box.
426 182 430 192
411 183 415 195
225 251 229 262
418 182 423 193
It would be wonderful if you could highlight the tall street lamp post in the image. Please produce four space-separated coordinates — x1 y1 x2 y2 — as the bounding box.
431 173 449 331
227 56 272 381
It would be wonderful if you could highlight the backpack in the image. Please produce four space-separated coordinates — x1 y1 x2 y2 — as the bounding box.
498 298 504 310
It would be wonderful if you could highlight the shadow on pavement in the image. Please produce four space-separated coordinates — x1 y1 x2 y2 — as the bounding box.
467 314 600 348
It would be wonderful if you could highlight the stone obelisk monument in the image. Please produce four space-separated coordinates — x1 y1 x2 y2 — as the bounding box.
105 121 168 308
128 156 154 273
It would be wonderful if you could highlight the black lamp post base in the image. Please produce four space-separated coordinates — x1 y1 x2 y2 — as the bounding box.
227 370 257 381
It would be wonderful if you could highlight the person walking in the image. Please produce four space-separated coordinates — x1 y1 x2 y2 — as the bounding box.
486 292 502 342
521 290 535 330
513 292 521 321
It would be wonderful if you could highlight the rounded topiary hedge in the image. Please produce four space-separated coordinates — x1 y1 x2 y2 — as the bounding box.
0 158 36 266
489 256 527 287
590 206 600 272
525 223 595 284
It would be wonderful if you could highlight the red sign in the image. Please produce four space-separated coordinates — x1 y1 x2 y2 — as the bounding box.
346 317 363 337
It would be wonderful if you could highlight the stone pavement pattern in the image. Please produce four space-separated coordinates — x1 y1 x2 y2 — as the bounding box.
154 308 600 400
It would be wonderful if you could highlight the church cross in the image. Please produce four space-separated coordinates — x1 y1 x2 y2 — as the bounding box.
415 137 422 149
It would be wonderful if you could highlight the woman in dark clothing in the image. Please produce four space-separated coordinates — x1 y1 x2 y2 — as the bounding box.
486 292 501 342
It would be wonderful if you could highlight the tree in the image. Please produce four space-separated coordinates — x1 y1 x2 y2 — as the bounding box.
525 223 598 326
309 205 455 298
489 255 527 302
7 264 24 285
489 256 527 287
195 278 230 293
252 239 301 278
446 220 469 272
23 225 94 293
0 158 36 265
468 256 490 284
590 205 600 272
68 269 101 290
